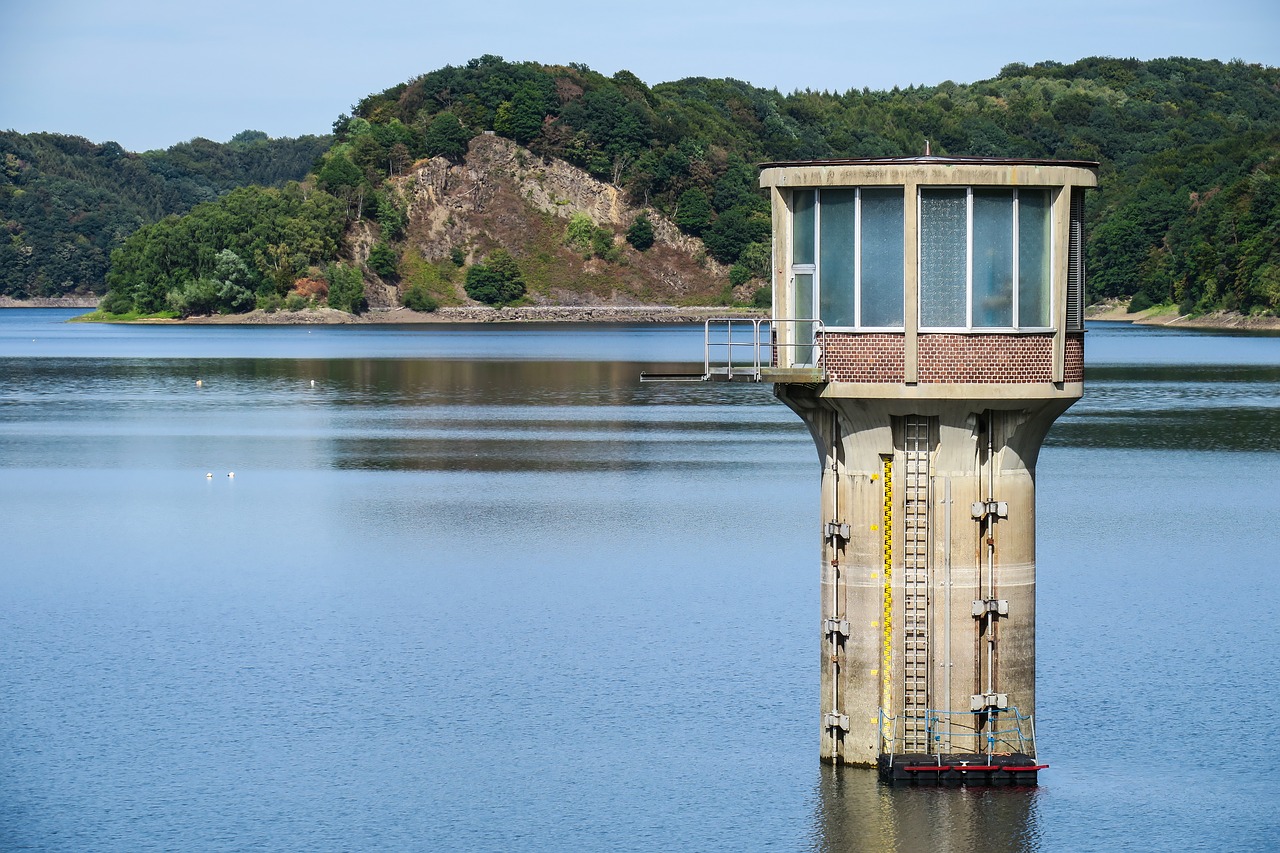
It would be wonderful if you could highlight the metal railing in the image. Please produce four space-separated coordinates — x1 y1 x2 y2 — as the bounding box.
703 318 824 380
880 707 1037 760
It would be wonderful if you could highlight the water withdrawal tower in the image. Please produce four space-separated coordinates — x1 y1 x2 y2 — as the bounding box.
645 156 1098 784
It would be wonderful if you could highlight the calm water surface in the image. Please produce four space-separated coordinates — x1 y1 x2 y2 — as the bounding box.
2 310 1278 851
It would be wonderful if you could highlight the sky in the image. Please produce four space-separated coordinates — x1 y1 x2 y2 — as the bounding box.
3 0 1278 153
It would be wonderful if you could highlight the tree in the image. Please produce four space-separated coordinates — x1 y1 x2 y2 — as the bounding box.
494 83 549 145
401 281 440 312
702 206 770 265
626 213 655 250
424 113 470 162
464 249 525 305
674 188 712 236
367 241 399 278
325 263 367 314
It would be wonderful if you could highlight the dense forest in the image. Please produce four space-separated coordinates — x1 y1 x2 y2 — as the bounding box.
11 55 1280 317
0 130 331 298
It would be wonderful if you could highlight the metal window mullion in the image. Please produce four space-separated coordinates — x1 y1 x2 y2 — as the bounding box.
1012 189 1020 329
965 188 974 330
1048 189 1057 331
813 189 822 322
854 188 863 328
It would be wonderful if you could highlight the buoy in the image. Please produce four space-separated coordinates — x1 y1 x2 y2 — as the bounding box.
196 379 203 387
310 379 315 387
206 472 213 478
227 472 235 478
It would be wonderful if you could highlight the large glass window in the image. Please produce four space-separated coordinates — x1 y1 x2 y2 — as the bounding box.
791 187 904 329
919 187 1053 329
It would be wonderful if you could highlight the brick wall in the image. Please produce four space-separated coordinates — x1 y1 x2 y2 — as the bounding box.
819 332 1072 384
819 333 906 382
1064 333 1084 383
917 334 1055 383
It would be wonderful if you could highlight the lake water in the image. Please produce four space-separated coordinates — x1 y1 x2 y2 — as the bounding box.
2 310 1278 852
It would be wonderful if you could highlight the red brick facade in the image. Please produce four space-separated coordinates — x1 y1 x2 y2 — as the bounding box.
818 332 1078 384
1064 332 1084 384
819 333 906 382
917 334 1054 383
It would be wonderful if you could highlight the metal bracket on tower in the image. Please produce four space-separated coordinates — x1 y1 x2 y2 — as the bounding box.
823 617 850 640
972 599 1009 618
825 521 851 543
970 693 1009 711
824 711 850 733
970 500 1009 520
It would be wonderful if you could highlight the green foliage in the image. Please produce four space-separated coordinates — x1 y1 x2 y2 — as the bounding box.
0 130 329 298
325 263 367 314
751 285 772 309
13 55 1280 316
424 113 470 162
737 241 771 279
494 82 554 145
702 206 770 265
1127 292 1155 313
564 212 619 261
101 183 343 314
564 213 596 256
168 278 221 318
591 228 619 261
450 246 466 266
97 289 134 315
674 188 712 236
367 241 399 278
284 292 309 311
375 191 407 239
625 213 655 250
315 151 362 192
401 281 440 312
728 264 752 288
464 249 526 305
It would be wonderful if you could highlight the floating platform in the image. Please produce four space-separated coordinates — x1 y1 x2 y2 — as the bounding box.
877 753 1046 787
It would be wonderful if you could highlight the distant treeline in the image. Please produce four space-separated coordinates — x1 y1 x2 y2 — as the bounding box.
8 55 1280 317
0 130 330 298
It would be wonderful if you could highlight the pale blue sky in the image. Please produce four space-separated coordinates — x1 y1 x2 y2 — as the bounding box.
3 0 1277 152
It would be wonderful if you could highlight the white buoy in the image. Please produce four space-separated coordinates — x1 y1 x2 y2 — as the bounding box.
206 472 213 478
310 379 315 387
196 379 203 387
227 472 235 478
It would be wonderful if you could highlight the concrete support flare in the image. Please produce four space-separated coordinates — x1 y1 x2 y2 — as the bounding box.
780 386 1070 767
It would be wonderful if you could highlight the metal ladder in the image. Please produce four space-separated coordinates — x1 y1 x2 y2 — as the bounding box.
901 416 931 752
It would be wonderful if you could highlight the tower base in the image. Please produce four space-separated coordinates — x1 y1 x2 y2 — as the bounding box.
877 753 1046 787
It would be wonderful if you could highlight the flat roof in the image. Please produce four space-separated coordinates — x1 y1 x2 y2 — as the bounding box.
759 155 1100 169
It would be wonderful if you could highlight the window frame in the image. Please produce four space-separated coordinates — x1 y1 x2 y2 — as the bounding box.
916 186 1056 333
789 187 906 331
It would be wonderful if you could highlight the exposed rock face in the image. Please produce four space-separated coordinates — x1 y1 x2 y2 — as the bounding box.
382 134 732 306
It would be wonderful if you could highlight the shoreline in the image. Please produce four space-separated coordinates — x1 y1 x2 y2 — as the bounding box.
7 296 1279 331
1085 300 1280 331
67 304 769 325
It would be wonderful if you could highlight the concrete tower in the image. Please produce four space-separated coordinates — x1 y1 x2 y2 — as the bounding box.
753 158 1098 782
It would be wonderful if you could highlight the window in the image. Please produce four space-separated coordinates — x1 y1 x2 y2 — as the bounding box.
919 188 1053 330
790 188 905 329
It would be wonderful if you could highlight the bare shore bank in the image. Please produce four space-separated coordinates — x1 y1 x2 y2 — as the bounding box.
8 296 1278 331
1086 300 1280 331
93 305 770 325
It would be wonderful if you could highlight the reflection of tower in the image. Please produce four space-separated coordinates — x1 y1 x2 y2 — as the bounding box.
648 157 1097 784
763 157 1098 782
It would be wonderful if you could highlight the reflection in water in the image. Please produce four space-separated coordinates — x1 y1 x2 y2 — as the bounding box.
814 766 1039 853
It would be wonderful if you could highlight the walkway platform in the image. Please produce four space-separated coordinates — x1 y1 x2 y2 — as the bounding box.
877 753 1046 786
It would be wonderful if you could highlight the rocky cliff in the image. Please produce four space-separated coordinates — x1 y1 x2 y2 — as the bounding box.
356 134 737 308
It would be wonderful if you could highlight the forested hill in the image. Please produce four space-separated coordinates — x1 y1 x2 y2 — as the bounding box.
21 55 1280 318
335 55 1280 315
0 130 331 298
